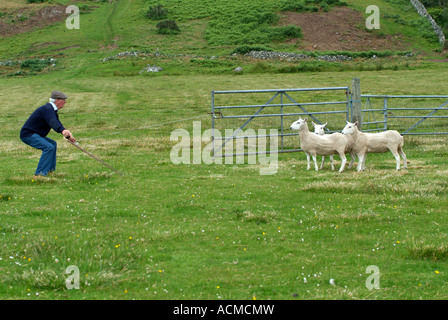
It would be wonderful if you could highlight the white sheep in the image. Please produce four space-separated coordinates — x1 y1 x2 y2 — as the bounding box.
341 121 407 171
312 122 335 170
312 121 356 170
290 118 349 173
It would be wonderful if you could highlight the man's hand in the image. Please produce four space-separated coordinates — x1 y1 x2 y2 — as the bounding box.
62 129 76 143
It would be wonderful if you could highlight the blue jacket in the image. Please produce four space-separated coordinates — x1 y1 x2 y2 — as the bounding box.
20 103 65 139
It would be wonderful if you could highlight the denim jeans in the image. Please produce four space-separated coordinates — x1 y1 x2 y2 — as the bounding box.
21 134 57 176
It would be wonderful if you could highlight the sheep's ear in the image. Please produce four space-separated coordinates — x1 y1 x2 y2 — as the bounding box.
323 122 327 127
304 117 308 121
312 121 316 126
354 121 359 127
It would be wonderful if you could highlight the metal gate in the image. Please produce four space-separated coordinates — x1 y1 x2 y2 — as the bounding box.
209 82 448 158
361 95 448 135
210 87 351 157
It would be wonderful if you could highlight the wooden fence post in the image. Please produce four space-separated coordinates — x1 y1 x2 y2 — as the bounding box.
351 77 362 131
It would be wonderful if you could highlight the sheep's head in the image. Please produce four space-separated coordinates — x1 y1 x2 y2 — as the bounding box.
290 117 307 130
312 122 327 135
342 121 358 135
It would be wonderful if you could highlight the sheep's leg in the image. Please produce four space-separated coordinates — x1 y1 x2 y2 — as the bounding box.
320 156 325 170
357 154 365 172
330 155 334 170
347 152 355 169
312 154 319 171
305 152 311 170
399 147 407 169
391 149 401 170
356 154 362 171
361 154 367 171
338 153 347 173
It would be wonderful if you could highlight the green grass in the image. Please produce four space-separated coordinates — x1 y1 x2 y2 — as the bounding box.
1 66 448 299
1 0 448 301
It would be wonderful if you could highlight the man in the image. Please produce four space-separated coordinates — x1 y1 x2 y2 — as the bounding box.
20 90 76 177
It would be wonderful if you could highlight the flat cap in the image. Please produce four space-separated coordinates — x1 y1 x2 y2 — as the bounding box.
51 90 68 100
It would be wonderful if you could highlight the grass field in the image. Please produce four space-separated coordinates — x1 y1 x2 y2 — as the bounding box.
1 66 448 300
1 0 448 301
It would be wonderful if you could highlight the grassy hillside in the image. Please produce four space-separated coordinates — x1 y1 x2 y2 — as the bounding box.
0 0 446 78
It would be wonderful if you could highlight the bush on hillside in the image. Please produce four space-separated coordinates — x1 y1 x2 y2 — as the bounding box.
421 0 448 6
272 25 303 40
156 20 180 35
280 0 348 12
147 4 168 20
428 7 448 34
20 58 53 72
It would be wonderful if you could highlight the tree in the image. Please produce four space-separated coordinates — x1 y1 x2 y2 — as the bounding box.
421 0 447 8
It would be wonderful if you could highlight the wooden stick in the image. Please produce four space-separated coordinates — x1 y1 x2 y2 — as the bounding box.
66 139 125 177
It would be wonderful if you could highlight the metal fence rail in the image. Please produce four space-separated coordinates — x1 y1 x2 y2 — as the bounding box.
361 95 448 135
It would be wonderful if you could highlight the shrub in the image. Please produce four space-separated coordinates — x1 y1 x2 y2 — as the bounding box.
156 20 180 35
26 0 47 3
190 58 236 68
281 0 305 12
278 61 328 73
428 7 448 31
78 4 93 14
20 58 53 72
257 12 279 25
231 45 274 55
409 17 439 42
281 0 348 12
269 25 303 41
146 5 168 20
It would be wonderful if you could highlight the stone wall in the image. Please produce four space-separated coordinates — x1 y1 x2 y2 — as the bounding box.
410 0 447 49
